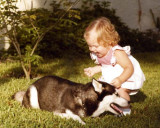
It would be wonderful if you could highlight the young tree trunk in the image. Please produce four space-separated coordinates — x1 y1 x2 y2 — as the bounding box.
21 62 31 80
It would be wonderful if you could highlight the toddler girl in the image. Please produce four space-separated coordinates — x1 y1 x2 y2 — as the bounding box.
84 17 145 115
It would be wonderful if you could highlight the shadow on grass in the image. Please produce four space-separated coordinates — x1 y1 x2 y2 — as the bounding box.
0 77 11 85
0 53 91 85
130 91 147 103
1 66 24 79
134 52 160 64
35 54 91 80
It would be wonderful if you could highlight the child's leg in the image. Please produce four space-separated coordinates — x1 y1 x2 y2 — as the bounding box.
116 88 131 116
116 88 131 101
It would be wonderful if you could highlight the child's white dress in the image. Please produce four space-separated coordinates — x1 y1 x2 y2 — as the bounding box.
91 45 145 95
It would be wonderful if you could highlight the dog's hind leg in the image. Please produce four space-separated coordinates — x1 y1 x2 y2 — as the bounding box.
54 109 85 125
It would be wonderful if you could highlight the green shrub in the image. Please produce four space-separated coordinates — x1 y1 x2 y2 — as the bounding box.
39 0 160 57
3 0 160 60
0 0 81 78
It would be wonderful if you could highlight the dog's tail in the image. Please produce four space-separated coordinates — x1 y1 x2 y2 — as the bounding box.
12 91 25 104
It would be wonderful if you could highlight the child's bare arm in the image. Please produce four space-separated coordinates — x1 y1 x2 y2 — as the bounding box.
111 50 134 88
84 65 101 77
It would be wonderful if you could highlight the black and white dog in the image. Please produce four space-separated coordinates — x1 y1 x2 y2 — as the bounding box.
13 75 128 124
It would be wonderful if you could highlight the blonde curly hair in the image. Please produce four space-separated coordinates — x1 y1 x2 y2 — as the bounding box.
84 17 120 47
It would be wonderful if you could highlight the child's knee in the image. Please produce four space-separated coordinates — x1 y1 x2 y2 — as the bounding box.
117 88 128 93
116 88 131 101
118 88 130 93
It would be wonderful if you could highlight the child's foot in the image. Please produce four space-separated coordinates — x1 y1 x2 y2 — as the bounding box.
111 102 131 116
120 107 131 116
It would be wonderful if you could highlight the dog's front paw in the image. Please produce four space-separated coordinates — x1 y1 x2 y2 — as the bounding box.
80 120 86 125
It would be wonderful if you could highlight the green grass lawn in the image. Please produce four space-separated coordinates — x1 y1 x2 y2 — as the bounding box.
0 52 160 128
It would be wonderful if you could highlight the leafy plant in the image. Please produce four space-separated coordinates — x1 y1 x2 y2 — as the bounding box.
0 0 80 79
0 0 43 79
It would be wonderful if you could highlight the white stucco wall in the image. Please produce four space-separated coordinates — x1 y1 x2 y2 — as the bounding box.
16 0 53 11
107 0 160 31
16 0 160 31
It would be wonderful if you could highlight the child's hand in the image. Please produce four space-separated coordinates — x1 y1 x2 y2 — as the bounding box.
84 66 101 77
110 77 122 88
84 67 95 77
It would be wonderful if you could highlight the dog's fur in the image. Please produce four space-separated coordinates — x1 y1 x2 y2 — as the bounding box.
13 75 128 124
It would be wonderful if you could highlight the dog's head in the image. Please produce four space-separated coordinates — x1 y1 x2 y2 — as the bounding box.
91 79 129 117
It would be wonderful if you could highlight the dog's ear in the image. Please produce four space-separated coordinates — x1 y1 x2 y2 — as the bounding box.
92 79 103 93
